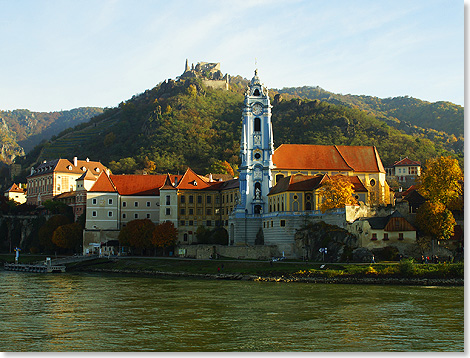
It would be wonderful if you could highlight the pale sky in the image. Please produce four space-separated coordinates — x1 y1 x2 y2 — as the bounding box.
0 0 465 112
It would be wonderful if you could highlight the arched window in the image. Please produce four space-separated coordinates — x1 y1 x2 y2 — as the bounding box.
306 202 312 210
275 173 284 184
254 117 261 132
254 205 262 214
253 89 260 96
254 182 261 199
293 201 299 211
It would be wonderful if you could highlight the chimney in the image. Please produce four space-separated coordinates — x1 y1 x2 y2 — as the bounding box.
73 157 78 166
30 167 34 176
86 158 90 162
106 169 110 176
209 173 213 182
174 177 178 186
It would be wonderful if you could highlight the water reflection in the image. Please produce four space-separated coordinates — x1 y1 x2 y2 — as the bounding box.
0 271 463 352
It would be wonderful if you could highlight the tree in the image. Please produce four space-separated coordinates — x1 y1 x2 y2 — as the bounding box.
317 176 358 213
38 215 71 252
52 223 82 253
416 201 456 242
419 156 463 209
208 160 234 176
118 219 155 255
152 221 178 254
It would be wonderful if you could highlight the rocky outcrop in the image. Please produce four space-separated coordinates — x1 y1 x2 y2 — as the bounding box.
294 221 359 262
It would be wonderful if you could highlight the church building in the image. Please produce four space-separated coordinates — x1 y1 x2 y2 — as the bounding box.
228 70 392 254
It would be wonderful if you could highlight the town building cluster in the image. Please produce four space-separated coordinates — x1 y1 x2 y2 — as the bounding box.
6 70 427 258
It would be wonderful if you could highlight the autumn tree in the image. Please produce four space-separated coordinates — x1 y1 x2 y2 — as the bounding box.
118 219 155 255
416 201 456 243
317 176 358 213
52 223 82 253
38 214 71 252
418 156 463 209
208 160 234 176
152 221 178 255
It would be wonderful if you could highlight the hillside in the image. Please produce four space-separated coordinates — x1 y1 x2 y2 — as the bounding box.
13 75 463 181
0 107 104 164
273 86 464 139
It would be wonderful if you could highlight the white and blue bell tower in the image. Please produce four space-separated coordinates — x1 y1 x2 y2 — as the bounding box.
229 69 274 245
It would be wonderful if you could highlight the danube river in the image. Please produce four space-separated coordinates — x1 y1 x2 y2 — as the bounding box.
0 271 463 352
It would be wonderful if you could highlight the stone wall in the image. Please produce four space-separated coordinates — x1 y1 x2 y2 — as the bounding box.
176 244 279 260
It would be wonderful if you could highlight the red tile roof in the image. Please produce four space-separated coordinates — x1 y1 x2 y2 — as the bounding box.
89 172 116 193
272 144 385 173
392 157 421 167
5 183 25 193
176 168 215 190
269 174 328 195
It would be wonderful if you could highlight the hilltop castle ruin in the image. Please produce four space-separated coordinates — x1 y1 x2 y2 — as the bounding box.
179 59 230 90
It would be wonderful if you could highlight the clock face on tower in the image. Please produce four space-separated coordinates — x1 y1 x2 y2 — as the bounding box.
252 103 262 115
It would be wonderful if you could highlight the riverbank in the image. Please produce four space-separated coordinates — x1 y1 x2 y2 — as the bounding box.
63 256 463 286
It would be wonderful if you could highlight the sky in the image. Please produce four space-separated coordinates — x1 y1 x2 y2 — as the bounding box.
0 0 465 112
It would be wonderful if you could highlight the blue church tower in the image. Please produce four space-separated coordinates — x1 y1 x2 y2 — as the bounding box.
229 70 274 244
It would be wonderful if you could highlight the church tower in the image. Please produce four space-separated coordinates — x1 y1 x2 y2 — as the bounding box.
229 69 274 244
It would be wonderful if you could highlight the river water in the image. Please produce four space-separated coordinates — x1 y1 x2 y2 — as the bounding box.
0 271 463 352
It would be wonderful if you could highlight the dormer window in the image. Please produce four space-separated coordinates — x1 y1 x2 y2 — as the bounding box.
95 167 100 173
67 165 72 170
192 180 197 186
81 166 86 171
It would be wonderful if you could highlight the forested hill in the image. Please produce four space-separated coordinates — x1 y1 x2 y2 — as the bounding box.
0 107 103 164
273 86 463 138
14 76 463 181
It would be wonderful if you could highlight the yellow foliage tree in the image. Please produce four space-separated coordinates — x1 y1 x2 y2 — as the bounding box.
419 156 463 209
416 201 455 241
317 176 358 213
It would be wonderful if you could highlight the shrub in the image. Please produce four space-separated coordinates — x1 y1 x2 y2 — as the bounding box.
398 258 416 277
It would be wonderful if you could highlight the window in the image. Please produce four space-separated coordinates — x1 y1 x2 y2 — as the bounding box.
146 213 151 219
254 117 261 132
180 220 185 226
189 195 194 204
92 198 97 205
123 213 126 219
398 233 404 240
206 208 212 215
280 220 286 227
189 220 193 226
147 202 151 207
122 201 127 207
207 196 211 204
184 233 188 242
370 179 376 187
166 195 170 205
134 202 138 207
253 88 260 96
92 211 97 217
206 220 212 226
371 233 377 241
108 211 113 217
197 195 202 204
134 213 139 219
108 199 113 205
180 195 185 203
189 208 193 215
383 233 389 241
166 208 171 216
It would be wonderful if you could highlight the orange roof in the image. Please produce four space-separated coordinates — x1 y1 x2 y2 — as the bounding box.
6 183 25 193
269 174 328 195
29 158 107 177
273 144 385 173
89 172 116 193
392 157 421 167
111 174 170 196
176 168 215 190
